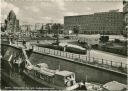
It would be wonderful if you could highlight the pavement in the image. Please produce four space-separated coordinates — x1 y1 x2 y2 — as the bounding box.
88 50 127 64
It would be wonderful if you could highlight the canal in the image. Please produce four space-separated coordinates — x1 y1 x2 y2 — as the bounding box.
1 60 52 90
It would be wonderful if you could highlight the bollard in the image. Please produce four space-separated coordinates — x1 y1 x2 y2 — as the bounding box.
111 61 112 66
86 56 87 61
93 57 95 62
54 50 55 55
120 62 122 68
41 48 43 52
60 51 61 56
79 54 80 59
57 50 58 55
102 59 103 64
66 52 67 58
72 53 73 59
49 49 50 53
125 64 127 69
69 54 70 58
44 48 45 53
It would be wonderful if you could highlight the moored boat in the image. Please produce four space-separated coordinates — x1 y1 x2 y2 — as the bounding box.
23 63 83 90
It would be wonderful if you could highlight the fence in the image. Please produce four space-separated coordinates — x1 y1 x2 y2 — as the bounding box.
30 45 127 73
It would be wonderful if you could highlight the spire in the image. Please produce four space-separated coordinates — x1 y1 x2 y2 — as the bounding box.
7 10 16 20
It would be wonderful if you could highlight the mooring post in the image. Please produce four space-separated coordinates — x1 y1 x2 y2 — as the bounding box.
111 61 112 66
120 62 122 68
102 59 103 64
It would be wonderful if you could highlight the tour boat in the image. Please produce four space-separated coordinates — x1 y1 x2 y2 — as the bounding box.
23 63 83 90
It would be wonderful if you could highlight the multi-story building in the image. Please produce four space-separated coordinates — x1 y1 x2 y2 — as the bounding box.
5 10 19 33
123 1 128 35
64 11 124 35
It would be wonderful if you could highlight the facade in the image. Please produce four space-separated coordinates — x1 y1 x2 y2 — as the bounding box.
20 25 31 37
64 11 124 35
5 10 19 33
1 23 6 32
123 1 128 35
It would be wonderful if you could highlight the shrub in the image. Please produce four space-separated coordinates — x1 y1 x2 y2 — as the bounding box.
100 36 109 42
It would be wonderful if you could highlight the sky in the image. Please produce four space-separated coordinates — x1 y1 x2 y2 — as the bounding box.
0 0 123 24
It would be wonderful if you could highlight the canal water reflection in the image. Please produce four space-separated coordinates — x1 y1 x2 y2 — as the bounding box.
1 61 50 90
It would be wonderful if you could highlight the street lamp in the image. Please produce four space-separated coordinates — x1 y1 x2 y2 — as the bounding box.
87 44 91 61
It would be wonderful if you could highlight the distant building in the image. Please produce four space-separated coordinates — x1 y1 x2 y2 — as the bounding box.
1 23 6 32
5 10 19 33
123 1 128 35
64 11 124 35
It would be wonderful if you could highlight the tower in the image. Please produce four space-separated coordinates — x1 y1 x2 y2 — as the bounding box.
5 10 19 33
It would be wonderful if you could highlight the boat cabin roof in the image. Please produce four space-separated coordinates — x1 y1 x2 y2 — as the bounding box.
32 66 54 77
36 63 48 68
103 81 126 91
55 70 74 77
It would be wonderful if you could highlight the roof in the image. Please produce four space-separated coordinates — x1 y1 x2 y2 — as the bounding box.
32 66 55 76
59 43 85 50
103 81 126 91
55 70 74 76
79 34 100 38
39 69 54 76
36 63 48 68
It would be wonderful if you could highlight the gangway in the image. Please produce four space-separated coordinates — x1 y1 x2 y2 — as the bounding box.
21 48 33 67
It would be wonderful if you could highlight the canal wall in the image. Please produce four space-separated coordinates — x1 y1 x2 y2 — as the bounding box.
2 44 127 84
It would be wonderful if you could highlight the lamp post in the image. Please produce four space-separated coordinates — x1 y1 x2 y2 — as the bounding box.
87 44 91 61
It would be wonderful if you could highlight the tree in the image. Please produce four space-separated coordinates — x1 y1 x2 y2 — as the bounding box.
51 23 61 45
73 25 80 36
1 25 5 32
39 24 46 37
45 24 51 34
100 36 109 43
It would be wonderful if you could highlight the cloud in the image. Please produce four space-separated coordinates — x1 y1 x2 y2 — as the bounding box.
86 7 92 11
40 16 52 23
24 6 39 13
1 1 19 15
56 0 66 11
65 12 79 16
0 1 20 22
55 0 79 17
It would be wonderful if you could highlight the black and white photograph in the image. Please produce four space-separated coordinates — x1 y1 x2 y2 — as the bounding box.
0 0 128 90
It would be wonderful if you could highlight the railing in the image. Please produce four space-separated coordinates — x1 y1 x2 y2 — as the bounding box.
6 42 127 73
30 45 127 73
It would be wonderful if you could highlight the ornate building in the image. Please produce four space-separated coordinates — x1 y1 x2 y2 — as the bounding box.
5 10 19 33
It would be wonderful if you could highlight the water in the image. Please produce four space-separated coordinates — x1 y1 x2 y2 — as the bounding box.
1 61 49 90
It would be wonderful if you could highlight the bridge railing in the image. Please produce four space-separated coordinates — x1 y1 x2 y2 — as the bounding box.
31 46 127 73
